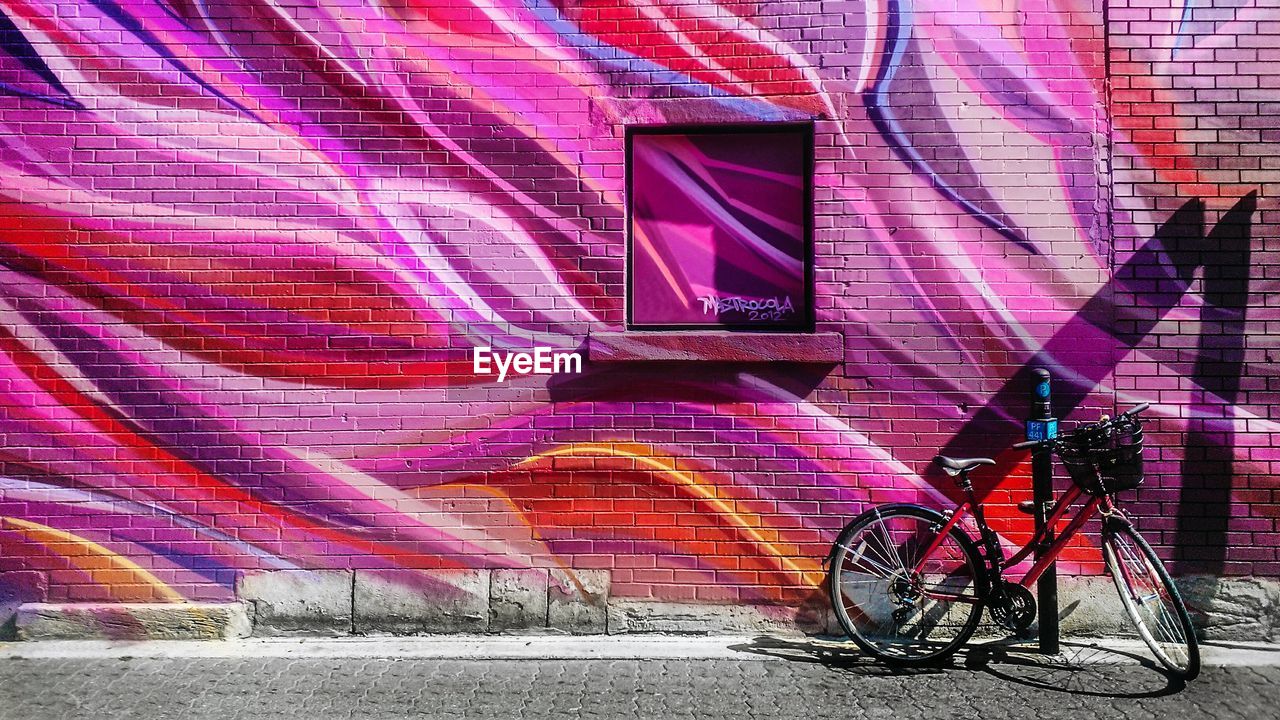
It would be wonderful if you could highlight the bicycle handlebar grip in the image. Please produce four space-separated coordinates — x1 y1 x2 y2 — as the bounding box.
1124 402 1151 416
1012 440 1041 450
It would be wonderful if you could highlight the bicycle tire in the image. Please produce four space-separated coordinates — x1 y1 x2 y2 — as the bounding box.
827 504 987 666
1102 519 1201 680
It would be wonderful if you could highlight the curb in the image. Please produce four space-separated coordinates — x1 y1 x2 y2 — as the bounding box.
2 635 1279 668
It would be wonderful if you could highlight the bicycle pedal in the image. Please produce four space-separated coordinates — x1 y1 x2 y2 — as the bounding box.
1016 500 1037 515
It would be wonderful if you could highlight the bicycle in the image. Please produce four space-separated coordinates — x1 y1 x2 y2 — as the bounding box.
826 403 1200 679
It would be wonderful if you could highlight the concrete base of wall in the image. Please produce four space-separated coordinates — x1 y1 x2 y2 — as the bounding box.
1056 575 1280 641
16 603 251 641
10 571 1280 642
606 600 821 635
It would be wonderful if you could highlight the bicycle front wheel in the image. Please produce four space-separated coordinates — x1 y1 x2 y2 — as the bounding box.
1102 519 1200 679
828 504 986 665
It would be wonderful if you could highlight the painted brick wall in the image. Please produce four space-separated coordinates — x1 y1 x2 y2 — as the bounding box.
1109 0 1280 575
0 0 1275 610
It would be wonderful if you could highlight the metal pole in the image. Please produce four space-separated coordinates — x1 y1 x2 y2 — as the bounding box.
1028 368 1059 654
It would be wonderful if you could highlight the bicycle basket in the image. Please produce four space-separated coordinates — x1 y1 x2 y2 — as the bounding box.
1055 415 1145 496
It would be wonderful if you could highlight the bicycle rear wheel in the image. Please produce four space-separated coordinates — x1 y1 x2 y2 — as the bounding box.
1102 519 1200 679
828 504 986 665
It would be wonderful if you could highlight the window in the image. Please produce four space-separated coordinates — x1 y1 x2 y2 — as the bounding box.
626 124 814 331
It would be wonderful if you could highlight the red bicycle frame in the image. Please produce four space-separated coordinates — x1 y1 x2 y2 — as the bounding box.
911 484 1112 602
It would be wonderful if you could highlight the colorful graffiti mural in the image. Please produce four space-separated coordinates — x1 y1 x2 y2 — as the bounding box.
0 0 1276 608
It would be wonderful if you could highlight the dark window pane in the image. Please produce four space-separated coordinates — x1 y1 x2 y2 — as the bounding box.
628 125 812 330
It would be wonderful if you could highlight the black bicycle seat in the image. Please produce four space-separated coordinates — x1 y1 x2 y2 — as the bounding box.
934 455 996 476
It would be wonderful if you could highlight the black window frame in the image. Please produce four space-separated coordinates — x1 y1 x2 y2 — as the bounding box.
624 122 816 333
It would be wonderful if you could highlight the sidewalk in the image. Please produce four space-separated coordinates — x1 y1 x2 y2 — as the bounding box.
2 634 1280 666
1 635 1278 720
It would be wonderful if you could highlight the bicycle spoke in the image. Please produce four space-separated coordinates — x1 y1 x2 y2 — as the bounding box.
1118 540 1183 645
836 540 898 580
872 512 909 574
1105 524 1198 678
863 530 900 576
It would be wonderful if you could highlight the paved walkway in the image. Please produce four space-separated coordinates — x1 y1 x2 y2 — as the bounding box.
1 636 1277 719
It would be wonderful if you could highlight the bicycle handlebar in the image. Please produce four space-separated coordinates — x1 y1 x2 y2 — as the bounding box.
1121 402 1150 417
1011 403 1151 452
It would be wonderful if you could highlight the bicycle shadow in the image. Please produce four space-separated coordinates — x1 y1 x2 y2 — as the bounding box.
727 635 948 677
964 638 1186 698
731 635 1187 698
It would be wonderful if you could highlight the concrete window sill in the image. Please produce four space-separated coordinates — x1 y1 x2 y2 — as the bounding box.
586 331 842 363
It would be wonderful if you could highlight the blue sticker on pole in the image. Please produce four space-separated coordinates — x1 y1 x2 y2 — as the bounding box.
1025 419 1058 442
1035 381 1051 399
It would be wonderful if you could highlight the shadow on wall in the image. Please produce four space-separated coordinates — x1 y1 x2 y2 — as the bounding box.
930 193 1258 575
1174 194 1256 574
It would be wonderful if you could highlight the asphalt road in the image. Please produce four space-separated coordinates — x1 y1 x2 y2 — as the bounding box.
1 638 1277 719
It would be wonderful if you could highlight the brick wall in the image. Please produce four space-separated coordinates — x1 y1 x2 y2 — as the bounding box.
0 0 1275 608
1109 0 1280 574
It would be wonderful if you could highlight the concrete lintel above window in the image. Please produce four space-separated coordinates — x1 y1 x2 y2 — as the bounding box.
587 331 842 363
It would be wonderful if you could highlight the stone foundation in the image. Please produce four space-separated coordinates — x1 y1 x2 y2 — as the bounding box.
6 570 1279 642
